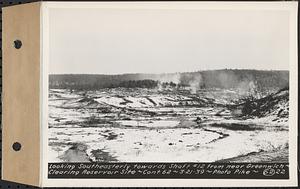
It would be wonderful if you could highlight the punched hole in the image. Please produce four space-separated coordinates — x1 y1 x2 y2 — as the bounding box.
12 142 21 151
13 40 22 49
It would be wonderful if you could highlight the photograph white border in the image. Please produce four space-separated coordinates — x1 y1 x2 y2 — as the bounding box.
40 2 298 187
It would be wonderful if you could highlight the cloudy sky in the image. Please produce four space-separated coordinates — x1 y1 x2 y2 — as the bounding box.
49 5 290 74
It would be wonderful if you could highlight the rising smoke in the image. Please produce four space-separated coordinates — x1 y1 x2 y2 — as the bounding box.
131 70 288 96
154 70 266 95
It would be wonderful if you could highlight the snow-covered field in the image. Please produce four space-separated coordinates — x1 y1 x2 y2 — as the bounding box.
48 88 289 163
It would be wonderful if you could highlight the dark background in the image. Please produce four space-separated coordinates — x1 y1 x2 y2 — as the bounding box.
0 0 298 188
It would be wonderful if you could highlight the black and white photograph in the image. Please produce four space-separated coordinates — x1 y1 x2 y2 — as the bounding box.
47 3 293 165
0 1 297 188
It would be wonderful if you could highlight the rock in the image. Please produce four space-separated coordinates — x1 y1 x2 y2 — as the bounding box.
58 143 91 162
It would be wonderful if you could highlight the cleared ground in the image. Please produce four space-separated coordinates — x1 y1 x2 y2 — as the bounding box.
48 88 289 162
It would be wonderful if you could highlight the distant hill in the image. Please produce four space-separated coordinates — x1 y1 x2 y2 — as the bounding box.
49 69 289 91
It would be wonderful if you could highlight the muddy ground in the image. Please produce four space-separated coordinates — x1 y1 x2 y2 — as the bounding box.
48 88 289 163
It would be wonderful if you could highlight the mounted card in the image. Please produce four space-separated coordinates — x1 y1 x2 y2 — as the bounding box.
2 1 298 187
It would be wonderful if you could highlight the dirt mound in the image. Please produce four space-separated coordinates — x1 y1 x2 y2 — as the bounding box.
58 143 91 162
241 87 289 118
78 97 99 105
217 147 288 163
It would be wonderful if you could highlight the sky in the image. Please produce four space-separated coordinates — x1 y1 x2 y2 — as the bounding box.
49 6 290 74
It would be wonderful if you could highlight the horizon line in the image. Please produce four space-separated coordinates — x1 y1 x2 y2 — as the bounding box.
49 68 289 75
